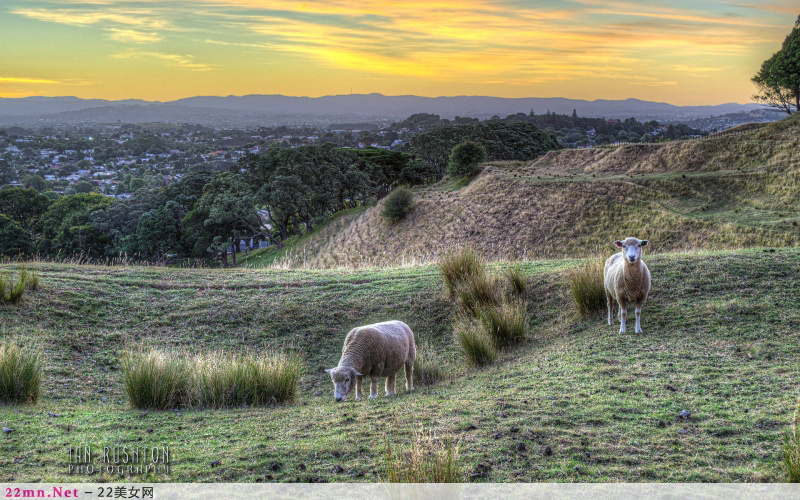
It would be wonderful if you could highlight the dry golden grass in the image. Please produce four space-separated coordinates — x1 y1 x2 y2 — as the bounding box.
266 114 800 269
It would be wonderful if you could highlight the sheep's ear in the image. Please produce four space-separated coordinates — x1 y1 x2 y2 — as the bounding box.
613 240 624 248
640 240 649 247
324 369 333 374
353 371 363 377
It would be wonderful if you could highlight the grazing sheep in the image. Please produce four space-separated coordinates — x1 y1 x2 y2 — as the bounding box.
604 237 651 334
325 320 416 402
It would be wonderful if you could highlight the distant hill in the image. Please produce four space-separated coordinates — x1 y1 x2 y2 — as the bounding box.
261 113 800 268
0 94 766 127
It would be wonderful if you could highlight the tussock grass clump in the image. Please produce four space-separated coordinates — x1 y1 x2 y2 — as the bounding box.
123 349 302 410
786 402 800 483
453 316 497 367
0 343 42 404
503 264 527 296
385 428 464 483
439 247 485 297
413 342 446 386
194 353 302 408
0 270 28 304
455 273 501 314
123 350 192 410
477 300 527 347
568 261 607 318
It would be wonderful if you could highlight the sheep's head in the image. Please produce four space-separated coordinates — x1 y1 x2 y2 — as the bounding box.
613 237 648 264
325 366 362 402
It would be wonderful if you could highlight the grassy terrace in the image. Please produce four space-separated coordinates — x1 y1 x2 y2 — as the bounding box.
1 248 799 482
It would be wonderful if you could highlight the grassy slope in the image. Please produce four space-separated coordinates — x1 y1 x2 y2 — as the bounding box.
1 248 799 482
266 114 800 268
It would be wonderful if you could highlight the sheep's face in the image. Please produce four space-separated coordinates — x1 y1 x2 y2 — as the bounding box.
614 237 648 264
325 366 362 402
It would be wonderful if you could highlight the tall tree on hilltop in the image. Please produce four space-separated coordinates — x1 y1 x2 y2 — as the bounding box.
752 15 800 114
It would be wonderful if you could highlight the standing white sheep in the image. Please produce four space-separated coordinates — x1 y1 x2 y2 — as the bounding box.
604 237 651 334
325 320 416 402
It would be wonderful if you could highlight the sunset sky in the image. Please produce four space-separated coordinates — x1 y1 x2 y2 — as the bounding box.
1 0 798 105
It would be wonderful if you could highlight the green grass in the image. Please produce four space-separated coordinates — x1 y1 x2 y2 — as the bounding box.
0 249 799 482
786 402 800 482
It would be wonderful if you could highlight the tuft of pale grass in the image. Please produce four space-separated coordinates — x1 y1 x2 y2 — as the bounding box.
453 316 497 367
413 342 446 386
123 349 302 410
503 263 527 296
439 247 486 297
476 300 528 347
786 401 800 483
455 273 501 315
568 261 607 318
123 350 192 410
385 428 464 483
194 352 302 408
0 343 42 404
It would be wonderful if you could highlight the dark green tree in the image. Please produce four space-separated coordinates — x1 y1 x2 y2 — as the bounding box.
752 16 800 114
447 140 487 177
0 188 51 231
0 214 30 257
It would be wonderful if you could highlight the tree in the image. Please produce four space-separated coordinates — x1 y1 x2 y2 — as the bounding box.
23 175 48 192
0 188 51 231
752 16 800 114
0 214 30 257
183 173 263 267
447 140 487 177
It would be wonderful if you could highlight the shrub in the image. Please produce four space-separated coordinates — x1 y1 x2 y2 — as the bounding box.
381 187 413 223
413 342 445 386
568 261 607 318
447 140 486 177
477 300 528 347
0 343 42 404
786 401 800 482
123 350 192 410
439 247 486 297
453 316 497 367
385 428 463 483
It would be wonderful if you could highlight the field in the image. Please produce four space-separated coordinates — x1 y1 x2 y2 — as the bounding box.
1 247 799 482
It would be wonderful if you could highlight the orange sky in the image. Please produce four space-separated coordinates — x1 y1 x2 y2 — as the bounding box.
1 0 798 105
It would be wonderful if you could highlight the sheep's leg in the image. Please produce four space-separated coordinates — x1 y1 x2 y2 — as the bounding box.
369 377 379 398
404 361 414 392
355 377 363 401
634 304 643 334
385 374 396 396
618 303 627 334
606 291 614 326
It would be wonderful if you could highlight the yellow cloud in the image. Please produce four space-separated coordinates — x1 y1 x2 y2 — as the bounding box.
111 51 215 71
0 77 60 84
107 28 162 43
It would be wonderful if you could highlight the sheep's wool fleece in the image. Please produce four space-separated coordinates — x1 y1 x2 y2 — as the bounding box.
339 320 416 377
604 253 650 305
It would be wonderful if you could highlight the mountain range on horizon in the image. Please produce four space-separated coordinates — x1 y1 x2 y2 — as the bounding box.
0 94 767 128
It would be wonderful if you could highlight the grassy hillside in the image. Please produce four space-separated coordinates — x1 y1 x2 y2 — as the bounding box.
267 114 800 268
1 248 798 482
